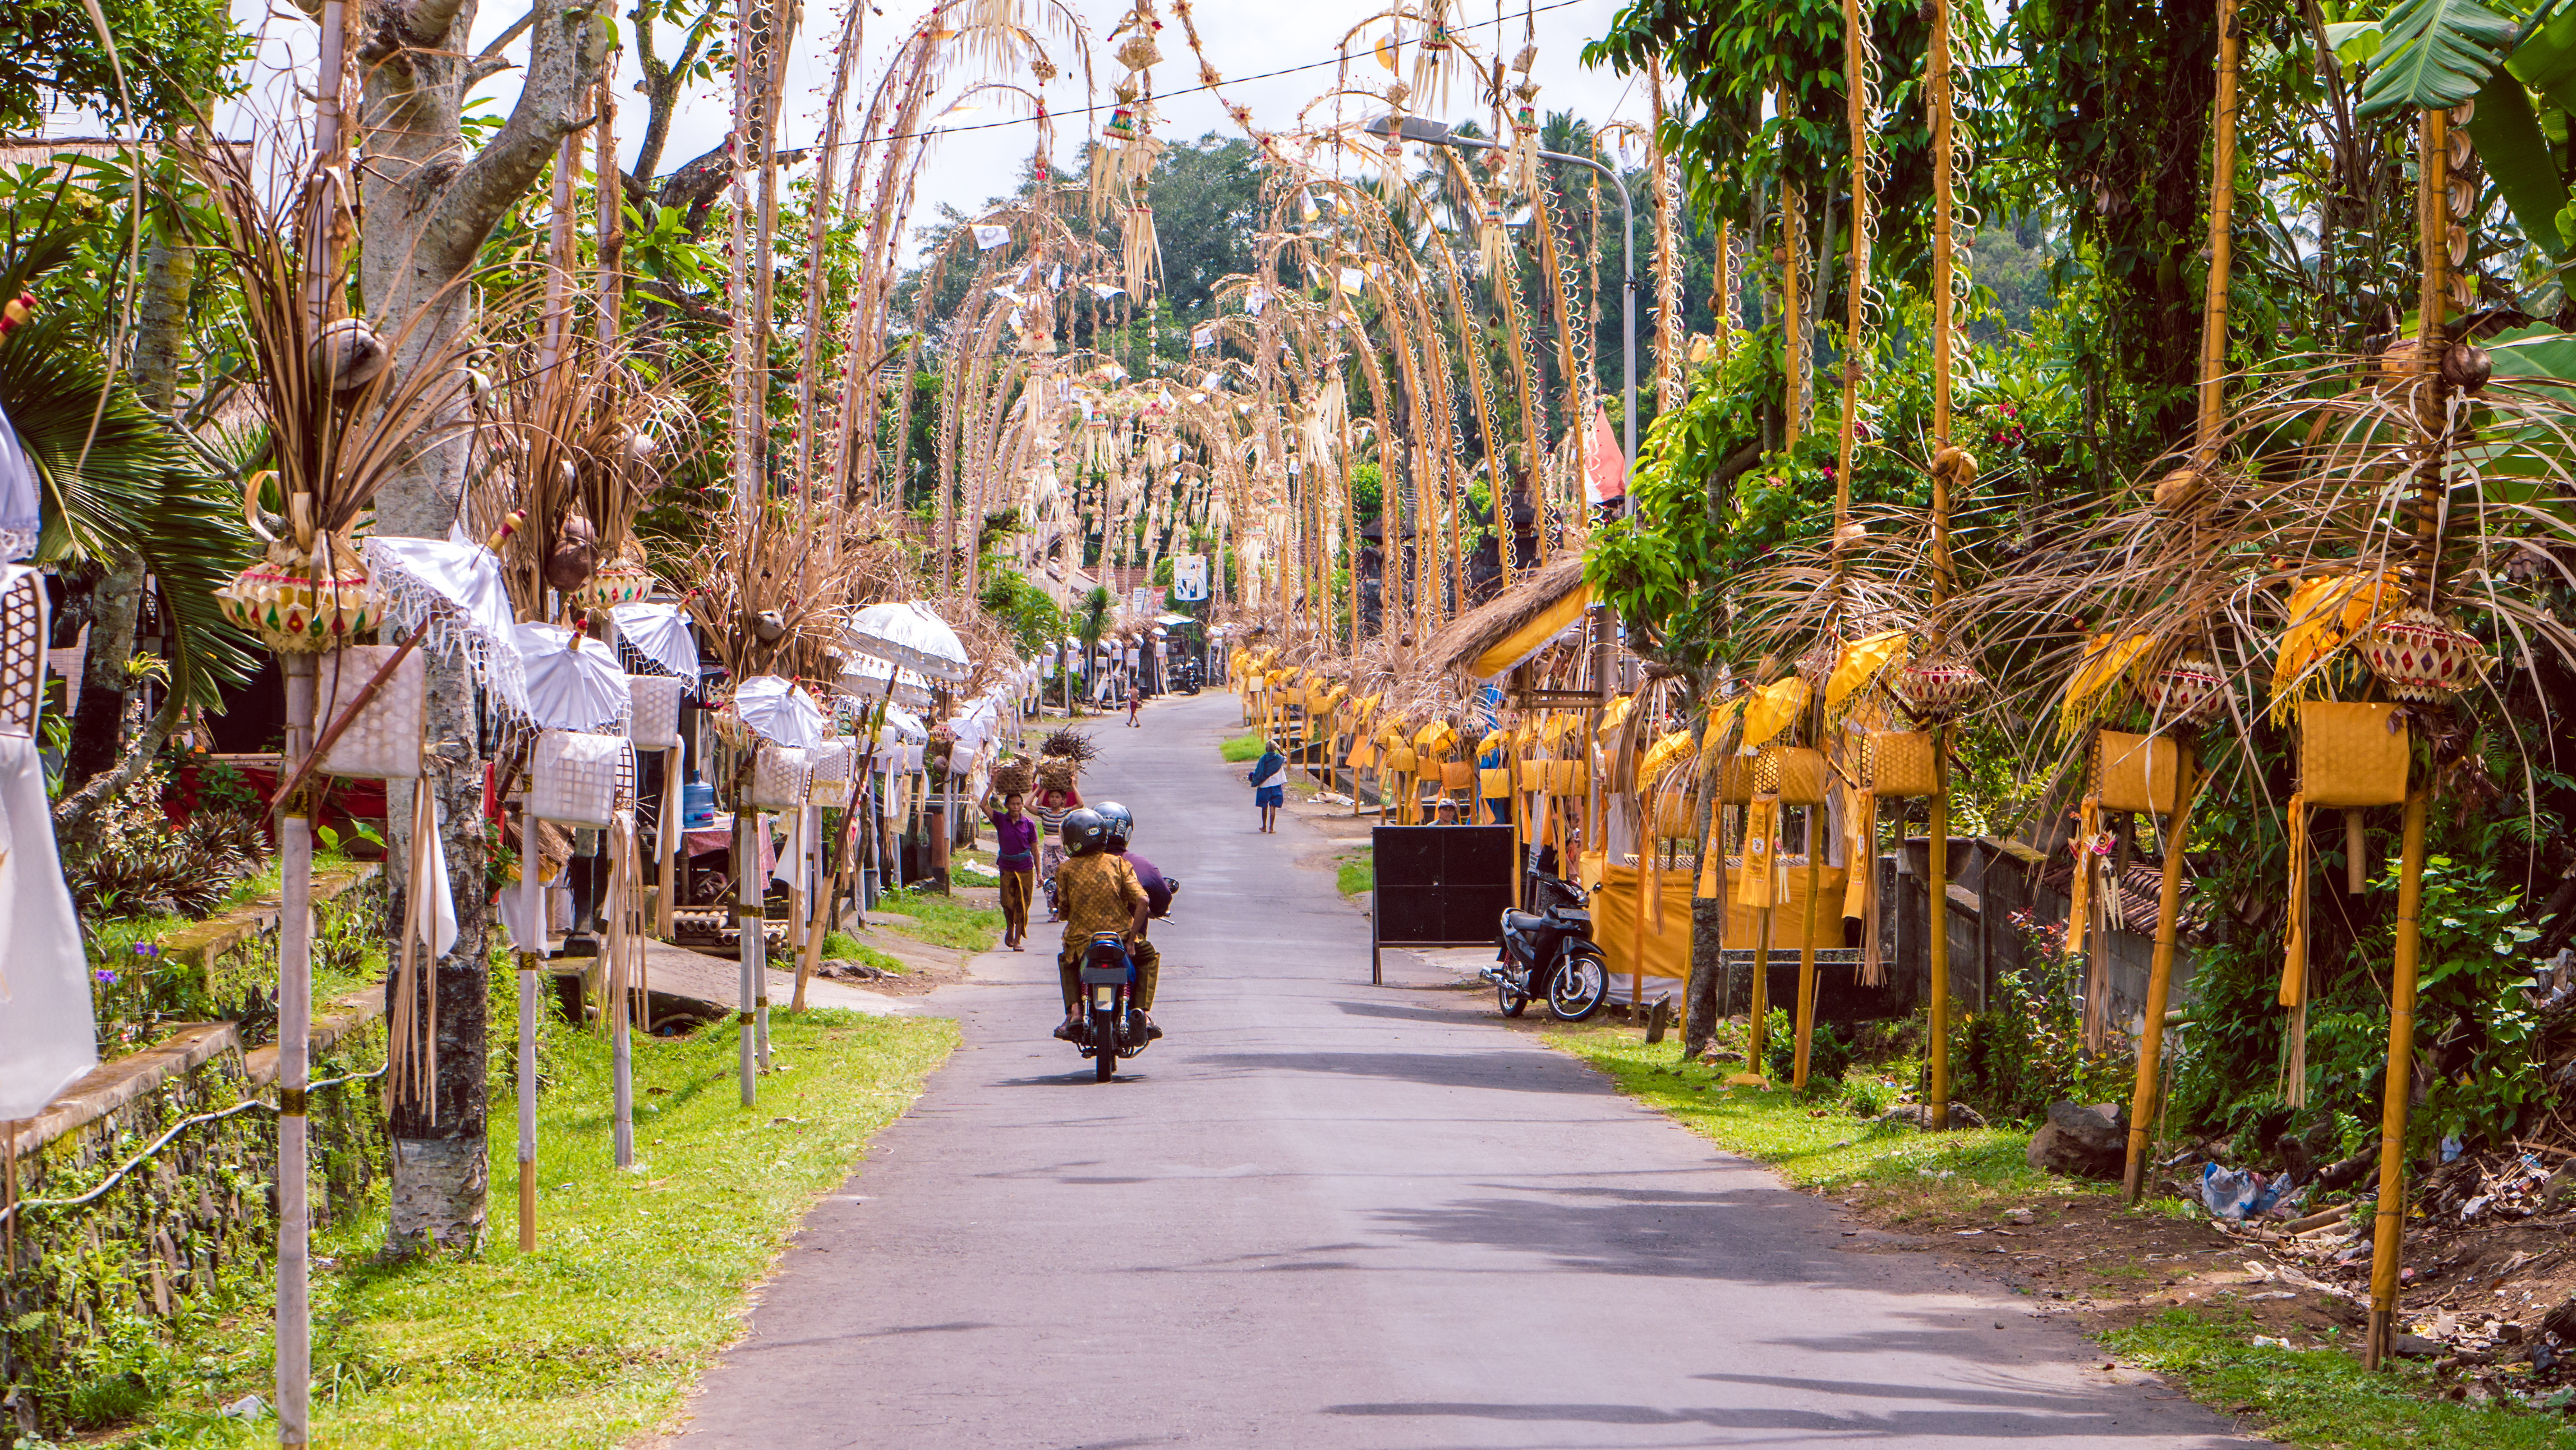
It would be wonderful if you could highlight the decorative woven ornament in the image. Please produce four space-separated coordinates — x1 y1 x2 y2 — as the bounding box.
1892 651 1984 723
2142 649 2227 725
1795 637 1842 692
2359 608 2488 701
1114 27 1160 72
1106 106 1138 141
626 673 684 751
807 740 856 807
215 531 381 653
531 729 631 828
2 567 46 737
576 550 655 609
316 645 425 779
747 745 811 810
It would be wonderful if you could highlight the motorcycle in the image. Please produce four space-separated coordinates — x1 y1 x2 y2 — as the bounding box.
1482 874 1608 1022
1174 659 1204 695
1073 930 1151 1080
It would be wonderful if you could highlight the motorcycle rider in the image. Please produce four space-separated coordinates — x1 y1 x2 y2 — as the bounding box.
1093 802 1171 1037
1049 807 1153 1041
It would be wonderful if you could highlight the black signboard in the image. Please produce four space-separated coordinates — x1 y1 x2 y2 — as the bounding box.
1369 824 1516 983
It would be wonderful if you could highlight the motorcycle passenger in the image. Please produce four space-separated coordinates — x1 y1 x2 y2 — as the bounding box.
1093 802 1171 1035
1049 807 1153 1041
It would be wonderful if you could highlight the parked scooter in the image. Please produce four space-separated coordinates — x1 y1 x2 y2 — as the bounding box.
1483 871 1608 1021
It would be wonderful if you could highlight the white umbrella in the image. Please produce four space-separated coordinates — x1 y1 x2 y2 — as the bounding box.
843 600 970 683
609 602 701 680
836 653 934 709
734 674 826 747
514 622 629 732
368 535 530 718
869 704 928 742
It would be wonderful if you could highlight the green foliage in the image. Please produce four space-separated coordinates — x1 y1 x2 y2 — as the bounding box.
1337 849 1373 897
2368 853 2546 1150
977 566 1068 657
818 931 907 975
1761 1007 1855 1087
874 887 1002 954
1220 733 1266 763
0 0 249 132
1948 962 2138 1126
2356 0 2519 117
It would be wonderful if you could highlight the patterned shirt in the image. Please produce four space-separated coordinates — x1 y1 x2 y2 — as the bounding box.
1055 851 1146 949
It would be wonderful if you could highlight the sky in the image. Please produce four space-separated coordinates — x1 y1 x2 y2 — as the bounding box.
211 0 1650 264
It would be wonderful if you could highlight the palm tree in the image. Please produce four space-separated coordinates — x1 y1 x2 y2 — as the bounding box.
2 219 257 846
1073 584 1114 715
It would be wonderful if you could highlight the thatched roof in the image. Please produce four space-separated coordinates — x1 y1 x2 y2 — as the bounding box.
1420 556 1590 679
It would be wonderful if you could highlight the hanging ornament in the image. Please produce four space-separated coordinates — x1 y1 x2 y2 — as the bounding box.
1106 106 1138 141
215 528 381 653
1123 204 1162 301
1509 84 1542 195
2142 649 2227 725
1893 649 1985 723
2358 607 2489 701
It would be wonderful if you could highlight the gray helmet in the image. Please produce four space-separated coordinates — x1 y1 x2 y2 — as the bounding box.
1094 800 1134 850
1060 806 1108 856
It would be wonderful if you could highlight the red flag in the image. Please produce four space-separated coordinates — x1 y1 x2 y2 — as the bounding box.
1585 405 1626 504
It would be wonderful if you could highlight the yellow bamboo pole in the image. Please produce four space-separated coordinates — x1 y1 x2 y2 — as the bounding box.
2197 0 2240 456
1924 0 1957 1132
2123 749 2200 1201
1792 800 1823 1090
2365 786 2431 1368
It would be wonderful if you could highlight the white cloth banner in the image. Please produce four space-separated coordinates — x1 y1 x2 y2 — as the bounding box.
0 733 97 1117
972 223 1011 250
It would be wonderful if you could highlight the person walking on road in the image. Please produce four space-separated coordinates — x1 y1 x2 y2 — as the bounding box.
1126 687 1142 728
1249 740 1287 833
1033 779 1082 920
985 790 1039 951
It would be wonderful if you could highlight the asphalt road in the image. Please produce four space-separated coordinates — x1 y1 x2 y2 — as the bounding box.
671 692 2257 1449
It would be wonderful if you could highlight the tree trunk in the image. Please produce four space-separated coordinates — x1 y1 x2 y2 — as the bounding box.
62 225 194 799
358 0 610 1254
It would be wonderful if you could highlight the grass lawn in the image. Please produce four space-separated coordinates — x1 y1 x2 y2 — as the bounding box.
1219 733 1264 763
873 887 1002 954
1337 848 1372 897
818 930 908 975
1546 1022 2082 1223
2107 1310 2576 1449
126 1009 957 1448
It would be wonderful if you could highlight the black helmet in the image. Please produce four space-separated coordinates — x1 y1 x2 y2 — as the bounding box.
1060 806 1108 856
1095 800 1134 850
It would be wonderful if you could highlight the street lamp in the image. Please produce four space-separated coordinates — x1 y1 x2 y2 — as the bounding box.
1361 113 1635 512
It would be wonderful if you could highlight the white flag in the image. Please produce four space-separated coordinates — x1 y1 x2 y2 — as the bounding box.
972 223 1010 250
1192 325 1216 350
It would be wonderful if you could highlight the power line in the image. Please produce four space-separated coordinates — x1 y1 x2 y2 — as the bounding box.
871 0 1600 145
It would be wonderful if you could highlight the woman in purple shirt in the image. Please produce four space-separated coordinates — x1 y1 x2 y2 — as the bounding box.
986 791 1041 950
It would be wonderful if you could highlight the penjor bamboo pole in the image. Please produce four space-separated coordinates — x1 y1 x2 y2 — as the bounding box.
2366 786 2431 1368
275 655 315 1446
517 810 541 1251
2123 750 2200 1201
2125 0 2237 1203
2366 102 2452 1370
1925 0 1958 1133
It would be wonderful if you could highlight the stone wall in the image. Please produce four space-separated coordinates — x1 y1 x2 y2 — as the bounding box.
1 873 390 1438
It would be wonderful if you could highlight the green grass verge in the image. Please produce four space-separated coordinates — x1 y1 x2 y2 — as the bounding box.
128 1010 958 1448
818 931 907 975
1220 733 1265 763
874 887 1002 954
2105 1309 2576 1448
1337 849 1372 897
1547 1025 2080 1221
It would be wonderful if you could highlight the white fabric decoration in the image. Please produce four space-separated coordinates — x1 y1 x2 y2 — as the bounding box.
841 601 972 682
627 673 684 751
973 223 1011 250
0 402 38 563
317 645 426 779
807 740 855 806
735 674 827 747
516 622 631 733
609 602 700 679
0 733 95 1117
531 730 631 828
365 536 530 718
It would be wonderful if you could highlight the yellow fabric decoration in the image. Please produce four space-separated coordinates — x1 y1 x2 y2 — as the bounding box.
2065 796 2101 963
1469 581 1594 678
2280 793 2308 1008
1742 678 1811 750
1599 695 1634 740
2059 631 2158 738
1824 630 1910 718
2271 573 2402 722
1638 729 1695 787
1737 796 1781 907
1696 699 1746 768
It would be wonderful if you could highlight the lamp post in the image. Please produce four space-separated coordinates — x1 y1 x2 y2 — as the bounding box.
1361 113 1636 508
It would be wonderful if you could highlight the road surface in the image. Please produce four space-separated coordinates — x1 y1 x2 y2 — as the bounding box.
672 691 2255 1448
